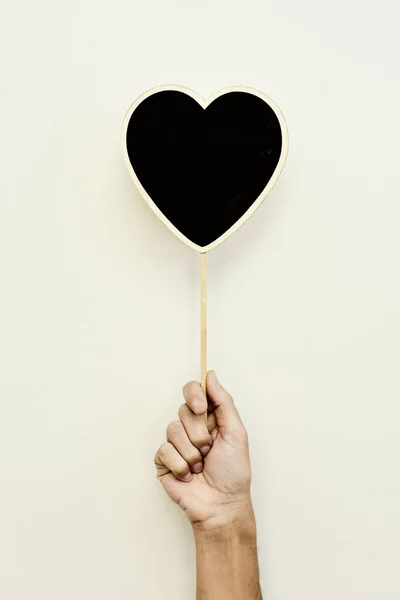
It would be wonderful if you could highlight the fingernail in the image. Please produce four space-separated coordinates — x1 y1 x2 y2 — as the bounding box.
182 472 192 482
192 462 203 473
200 445 211 456
193 399 205 414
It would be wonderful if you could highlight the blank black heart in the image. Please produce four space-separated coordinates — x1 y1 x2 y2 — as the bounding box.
125 89 284 249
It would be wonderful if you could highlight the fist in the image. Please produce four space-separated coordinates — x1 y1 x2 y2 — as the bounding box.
154 371 252 530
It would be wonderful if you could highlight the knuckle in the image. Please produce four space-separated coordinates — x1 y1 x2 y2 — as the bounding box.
187 450 202 465
223 388 234 403
174 463 188 477
185 448 203 466
166 420 182 439
178 403 189 420
157 442 171 460
183 380 201 400
192 433 211 449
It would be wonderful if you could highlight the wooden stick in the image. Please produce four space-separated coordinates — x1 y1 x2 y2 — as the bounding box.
200 252 207 419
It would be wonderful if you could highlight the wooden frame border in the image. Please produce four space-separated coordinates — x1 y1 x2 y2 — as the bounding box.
121 84 289 253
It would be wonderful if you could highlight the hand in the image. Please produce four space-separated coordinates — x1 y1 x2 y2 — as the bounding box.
154 371 253 530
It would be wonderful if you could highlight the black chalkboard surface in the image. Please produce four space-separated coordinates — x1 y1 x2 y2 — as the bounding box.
122 86 288 252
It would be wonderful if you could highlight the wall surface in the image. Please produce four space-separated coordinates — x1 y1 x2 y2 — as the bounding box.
1 1 400 598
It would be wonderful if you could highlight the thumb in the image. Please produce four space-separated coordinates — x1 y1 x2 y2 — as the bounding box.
206 371 246 437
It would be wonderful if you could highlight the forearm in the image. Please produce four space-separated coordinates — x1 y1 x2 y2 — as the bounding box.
194 508 262 600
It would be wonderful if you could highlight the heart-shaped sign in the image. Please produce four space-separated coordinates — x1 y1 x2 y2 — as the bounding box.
122 85 288 252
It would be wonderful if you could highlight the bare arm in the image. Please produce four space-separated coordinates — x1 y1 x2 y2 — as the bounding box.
154 371 262 599
195 506 261 599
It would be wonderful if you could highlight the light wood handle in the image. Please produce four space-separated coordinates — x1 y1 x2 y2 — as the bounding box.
200 252 207 423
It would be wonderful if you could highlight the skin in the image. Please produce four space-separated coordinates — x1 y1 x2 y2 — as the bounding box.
154 370 262 600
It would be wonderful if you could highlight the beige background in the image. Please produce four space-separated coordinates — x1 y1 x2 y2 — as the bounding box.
1 0 400 598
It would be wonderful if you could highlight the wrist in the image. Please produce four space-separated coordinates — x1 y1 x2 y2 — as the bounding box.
192 496 256 539
193 500 261 600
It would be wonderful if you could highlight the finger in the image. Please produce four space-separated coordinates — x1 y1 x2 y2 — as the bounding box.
179 403 213 455
182 381 217 434
167 421 204 473
154 442 192 482
206 370 246 437
182 381 207 415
